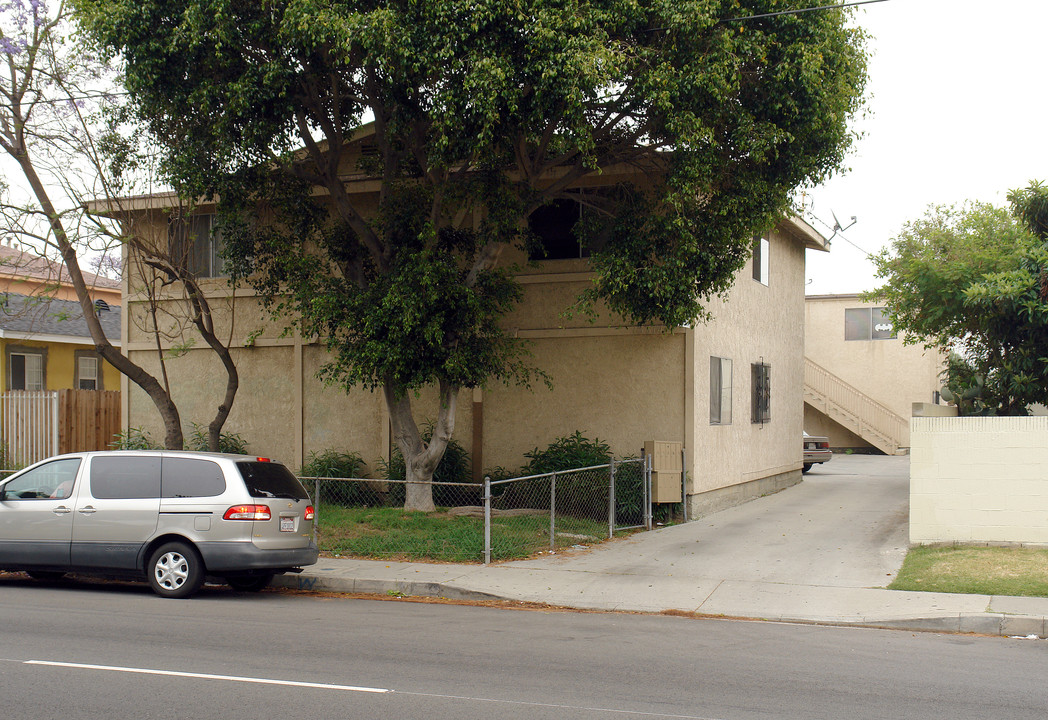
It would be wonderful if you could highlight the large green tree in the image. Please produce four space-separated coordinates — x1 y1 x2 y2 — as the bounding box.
871 181 1048 415
73 0 868 510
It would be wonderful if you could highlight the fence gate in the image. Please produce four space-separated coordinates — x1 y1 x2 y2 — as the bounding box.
1 390 59 468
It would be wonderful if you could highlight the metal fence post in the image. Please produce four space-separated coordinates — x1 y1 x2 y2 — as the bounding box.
550 471 556 551
608 458 616 539
681 447 688 523
313 477 320 546
484 476 492 565
645 453 653 531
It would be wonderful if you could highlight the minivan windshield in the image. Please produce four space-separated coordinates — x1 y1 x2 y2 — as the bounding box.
236 461 310 500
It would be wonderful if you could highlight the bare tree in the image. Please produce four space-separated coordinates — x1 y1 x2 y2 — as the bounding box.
0 0 239 450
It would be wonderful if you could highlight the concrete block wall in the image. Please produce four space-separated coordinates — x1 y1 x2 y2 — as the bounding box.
910 416 1048 545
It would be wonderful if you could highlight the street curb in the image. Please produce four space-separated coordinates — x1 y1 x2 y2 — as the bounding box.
272 574 1048 638
273 573 501 602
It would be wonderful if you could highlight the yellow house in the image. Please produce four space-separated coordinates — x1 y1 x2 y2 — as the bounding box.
114 162 828 518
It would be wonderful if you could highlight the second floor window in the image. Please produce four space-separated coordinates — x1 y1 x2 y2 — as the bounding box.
752 235 769 285
169 214 226 278
845 307 896 341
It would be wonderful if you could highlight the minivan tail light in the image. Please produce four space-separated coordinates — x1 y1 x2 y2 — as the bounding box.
224 505 271 521
304 506 315 521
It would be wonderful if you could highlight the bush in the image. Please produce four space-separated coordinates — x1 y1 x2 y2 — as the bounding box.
300 450 367 478
184 423 249 454
110 427 161 450
302 449 378 507
522 431 612 474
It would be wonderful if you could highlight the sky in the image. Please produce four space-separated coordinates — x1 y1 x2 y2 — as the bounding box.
803 0 1048 296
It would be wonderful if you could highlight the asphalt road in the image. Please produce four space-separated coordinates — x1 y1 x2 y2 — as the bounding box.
1 576 1046 720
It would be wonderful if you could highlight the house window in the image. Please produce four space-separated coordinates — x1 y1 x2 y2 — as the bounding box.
169 213 226 278
528 198 586 260
9 350 44 391
751 362 771 425
845 307 896 341
710 356 733 425
76 352 101 390
752 235 769 285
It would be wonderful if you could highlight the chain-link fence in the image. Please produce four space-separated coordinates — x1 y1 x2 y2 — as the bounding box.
303 456 653 564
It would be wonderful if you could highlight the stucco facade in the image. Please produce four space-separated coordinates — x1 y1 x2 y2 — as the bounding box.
804 294 945 451
121 211 820 519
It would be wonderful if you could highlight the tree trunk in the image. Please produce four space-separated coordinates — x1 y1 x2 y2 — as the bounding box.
13 152 187 448
384 378 459 512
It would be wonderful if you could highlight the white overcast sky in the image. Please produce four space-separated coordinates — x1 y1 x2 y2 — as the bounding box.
804 0 1048 295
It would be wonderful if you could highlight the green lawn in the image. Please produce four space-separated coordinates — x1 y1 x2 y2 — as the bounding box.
316 504 621 563
889 545 1048 597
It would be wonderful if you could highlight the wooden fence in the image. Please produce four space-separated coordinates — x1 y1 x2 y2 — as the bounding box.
1 390 121 467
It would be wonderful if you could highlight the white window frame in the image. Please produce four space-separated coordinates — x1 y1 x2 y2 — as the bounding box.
752 235 769 286
710 356 733 425
10 351 44 391
77 355 99 390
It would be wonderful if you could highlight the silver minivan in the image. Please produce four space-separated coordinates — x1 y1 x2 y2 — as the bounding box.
0 451 318 598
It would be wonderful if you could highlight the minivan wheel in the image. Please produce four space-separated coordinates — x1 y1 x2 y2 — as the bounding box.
226 573 274 592
148 542 205 599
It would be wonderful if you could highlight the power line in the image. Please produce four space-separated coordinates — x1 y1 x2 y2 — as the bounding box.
722 0 889 23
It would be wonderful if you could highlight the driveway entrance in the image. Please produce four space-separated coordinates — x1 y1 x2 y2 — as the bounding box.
506 454 911 588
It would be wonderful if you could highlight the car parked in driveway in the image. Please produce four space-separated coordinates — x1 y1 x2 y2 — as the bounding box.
0 451 318 598
803 432 832 473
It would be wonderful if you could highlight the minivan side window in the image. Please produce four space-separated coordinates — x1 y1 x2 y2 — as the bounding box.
162 458 225 498
1 458 81 500
90 456 161 499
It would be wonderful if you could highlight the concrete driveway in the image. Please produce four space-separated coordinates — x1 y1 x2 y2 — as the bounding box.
502 453 911 589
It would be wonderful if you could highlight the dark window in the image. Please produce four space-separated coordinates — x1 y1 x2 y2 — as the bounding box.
237 461 310 500
528 199 585 260
710 356 733 425
0 458 81 500
751 362 771 425
845 307 896 341
89 456 161 499
162 458 226 498
169 214 226 278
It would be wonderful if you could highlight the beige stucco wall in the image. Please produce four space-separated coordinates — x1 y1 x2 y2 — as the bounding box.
122 215 809 515
804 295 944 448
910 416 1048 545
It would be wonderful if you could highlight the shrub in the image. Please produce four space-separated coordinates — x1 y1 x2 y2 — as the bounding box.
300 450 367 478
110 427 161 450
522 431 612 474
302 449 378 507
184 423 249 454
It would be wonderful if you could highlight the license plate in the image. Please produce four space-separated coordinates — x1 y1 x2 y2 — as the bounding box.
280 517 295 532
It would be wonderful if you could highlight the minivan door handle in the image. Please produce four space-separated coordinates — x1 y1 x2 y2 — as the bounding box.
52 506 72 515
77 506 97 515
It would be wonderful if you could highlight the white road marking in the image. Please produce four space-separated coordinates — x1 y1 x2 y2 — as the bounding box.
26 659 722 718
24 660 390 694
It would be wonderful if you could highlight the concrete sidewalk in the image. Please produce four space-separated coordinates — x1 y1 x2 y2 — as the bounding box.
275 455 1048 637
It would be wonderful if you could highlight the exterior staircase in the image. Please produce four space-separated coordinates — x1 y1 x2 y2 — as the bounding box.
803 358 909 455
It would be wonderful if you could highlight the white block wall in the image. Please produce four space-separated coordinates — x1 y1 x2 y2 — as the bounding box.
910 416 1048 545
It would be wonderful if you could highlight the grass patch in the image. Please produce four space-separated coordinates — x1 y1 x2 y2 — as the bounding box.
317 504 620 563
889 545 1048 597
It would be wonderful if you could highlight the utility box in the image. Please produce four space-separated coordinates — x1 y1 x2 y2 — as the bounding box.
644 440 683 503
